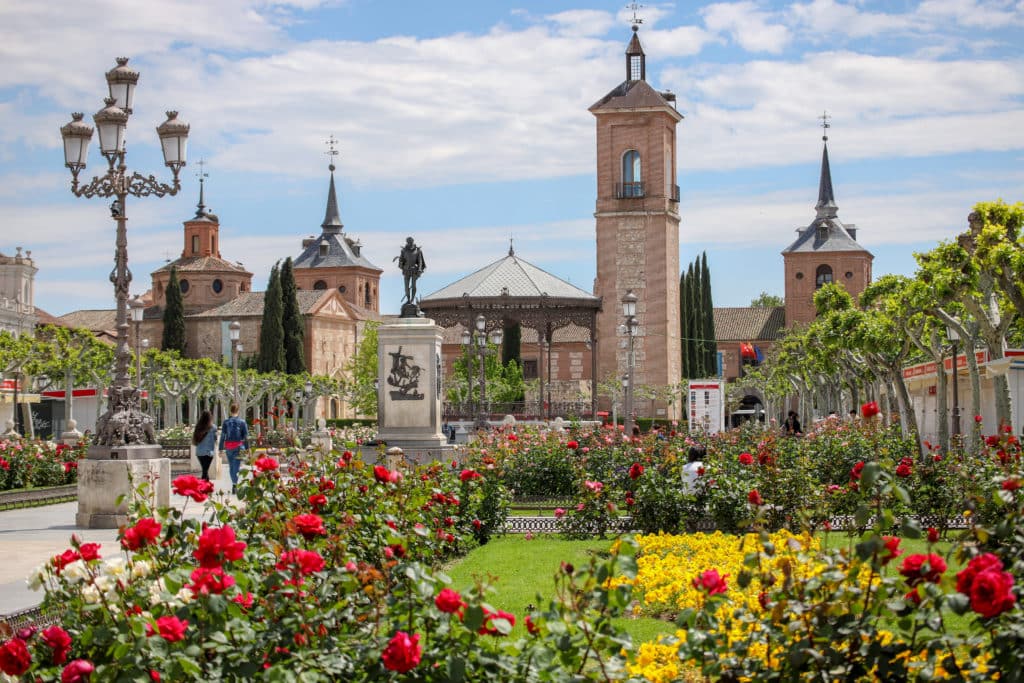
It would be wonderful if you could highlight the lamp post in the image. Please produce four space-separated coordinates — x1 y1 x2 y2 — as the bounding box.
620 291 639 438
130 295 145 388
465 314 503 430
460 328 474 417
229 321 241 404
60 57 189 451
304 378 314 429
947 325 961 439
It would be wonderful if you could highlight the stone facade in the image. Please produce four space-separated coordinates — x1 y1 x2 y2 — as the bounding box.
0 247 37 337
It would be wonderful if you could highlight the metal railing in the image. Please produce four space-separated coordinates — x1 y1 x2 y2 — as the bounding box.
615 181 644 199
442 401 595 421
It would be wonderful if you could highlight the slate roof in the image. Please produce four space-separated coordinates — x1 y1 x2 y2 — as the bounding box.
152 256 250 274
293 171 382 272
713 307 787 341
421 251 599 304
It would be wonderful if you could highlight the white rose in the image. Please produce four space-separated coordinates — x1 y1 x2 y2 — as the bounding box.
103 557 128 579
82 584 101 604
62 560 89 585
132 560 153 579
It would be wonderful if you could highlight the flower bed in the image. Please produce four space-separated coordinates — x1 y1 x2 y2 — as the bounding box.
0 439 83 492
6 447 643 681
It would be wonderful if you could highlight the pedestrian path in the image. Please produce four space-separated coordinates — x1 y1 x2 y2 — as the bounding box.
0 466 236 615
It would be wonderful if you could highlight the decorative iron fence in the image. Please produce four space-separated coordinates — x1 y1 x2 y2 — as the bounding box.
442 401 595 421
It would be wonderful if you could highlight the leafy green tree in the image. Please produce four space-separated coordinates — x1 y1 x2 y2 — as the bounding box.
34 325 115 432
280 257 306 375
258 262 286 373
750 291 784 307
344 322 379 417
162 266 186 354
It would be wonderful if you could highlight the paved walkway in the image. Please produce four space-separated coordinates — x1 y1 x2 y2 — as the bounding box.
0 465 236 615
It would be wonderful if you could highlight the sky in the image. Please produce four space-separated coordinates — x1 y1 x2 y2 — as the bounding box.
1 0 1022 318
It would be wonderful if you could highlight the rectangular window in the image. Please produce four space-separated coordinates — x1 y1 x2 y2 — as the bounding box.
523 359 538 380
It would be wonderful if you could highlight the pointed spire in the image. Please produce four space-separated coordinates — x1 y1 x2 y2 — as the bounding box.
815 111 837 219
321 136 343 233
508 236 515 257
194 159 208 218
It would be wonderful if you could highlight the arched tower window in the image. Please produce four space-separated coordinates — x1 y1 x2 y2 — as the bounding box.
365 285 371 308
815 265 833 289
620 150 642 198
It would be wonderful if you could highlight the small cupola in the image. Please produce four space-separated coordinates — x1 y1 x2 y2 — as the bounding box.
626 26 645 82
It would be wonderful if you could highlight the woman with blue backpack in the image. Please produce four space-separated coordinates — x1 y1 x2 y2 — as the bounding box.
219 403 249 494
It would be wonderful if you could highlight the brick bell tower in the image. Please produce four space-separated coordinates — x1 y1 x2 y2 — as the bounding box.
591 23 683 419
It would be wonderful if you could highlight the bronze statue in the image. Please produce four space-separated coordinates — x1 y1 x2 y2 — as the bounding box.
396 236 426 304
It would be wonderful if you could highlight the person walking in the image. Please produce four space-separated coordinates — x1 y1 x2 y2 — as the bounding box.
784 411 803 436
219 403 249 494
192 411 217 482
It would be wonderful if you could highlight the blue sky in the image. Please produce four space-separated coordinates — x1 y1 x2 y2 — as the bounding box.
1 0 1022 317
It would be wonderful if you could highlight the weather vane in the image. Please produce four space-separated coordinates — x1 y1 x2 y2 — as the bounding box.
195 159 209 214
819 110 831 142
627 1 644 28
325 134 339 172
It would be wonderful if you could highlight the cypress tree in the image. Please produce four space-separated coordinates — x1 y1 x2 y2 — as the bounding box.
280 257 306 374
258 262 286 373
701 252 718 376
689 260 702 376
162 266 186 354
502 322 521 368
679 270 690 379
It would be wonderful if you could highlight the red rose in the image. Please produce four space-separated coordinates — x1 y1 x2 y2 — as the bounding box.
692 569 728 595
966 568 1017 618
381 631 421 673
904 588 922 606
478 607 516 635
42 626 72 664
292 513 327 539
253 456 279 473
629 462 644 479
0 638 31 676
232 592 255 609
434 588 463 614
189 567 236 595
193 526 246 568
373 465 393 483
861 401 880 418
121 518 162 551
748 489 764 506
896 458 913 478
472 519 482 529
78 543 101 562
956 553 1004 594
899 553 947 586
308 493 327 510
61 659 95 683
172 475 214 502
1002 479 1021 491
53 548 80 573
738 452 754 466
459 469 481 482
881 536 902 565
975 414 983 423
147 615 188 642
927 527 940 543
387 543 406 559
567 440 579 449
758 452 774 466
850 461 865 482
524 614 540 635
150 669 161 682
276 549 325 574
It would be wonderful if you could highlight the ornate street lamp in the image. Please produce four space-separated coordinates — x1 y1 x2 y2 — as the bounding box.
60 57 188 454
229 321 241 404
304 378 314 428
947 325 961 439
468 314 503 430
130 295 145 388
620 290 639 438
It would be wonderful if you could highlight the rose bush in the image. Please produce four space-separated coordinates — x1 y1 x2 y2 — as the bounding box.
0 438 83 491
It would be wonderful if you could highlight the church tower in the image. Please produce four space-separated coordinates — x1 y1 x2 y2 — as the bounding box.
782 120 873 326
591 24 683 418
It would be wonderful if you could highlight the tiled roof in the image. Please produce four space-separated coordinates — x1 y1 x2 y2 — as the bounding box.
781 217 871 255
190 291 328 318
589 79 680 115
57 309 116 334
293 232 381 271
153 256 250 274
713 307 787 341
421 252 598 303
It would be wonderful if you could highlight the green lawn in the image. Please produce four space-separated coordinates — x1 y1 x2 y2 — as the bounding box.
445 535 675 643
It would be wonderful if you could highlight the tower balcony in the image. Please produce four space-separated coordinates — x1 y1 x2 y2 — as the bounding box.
615 182 645 199
670 184 680 203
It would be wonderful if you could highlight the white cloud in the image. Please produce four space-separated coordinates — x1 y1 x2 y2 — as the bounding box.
546 9 616 36
702 1 791 53
916 0 1024 28
787 0 917 39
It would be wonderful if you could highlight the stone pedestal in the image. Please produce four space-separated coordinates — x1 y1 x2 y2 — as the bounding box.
310 418 333 456
76 457 171 528
377 317 450 463
61 419 83 447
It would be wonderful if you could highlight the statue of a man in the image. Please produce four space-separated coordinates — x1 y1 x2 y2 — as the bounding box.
396 236 426 303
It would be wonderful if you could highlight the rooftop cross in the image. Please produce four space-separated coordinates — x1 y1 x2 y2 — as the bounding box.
819 110 831 142
627 1 644 30
325 134 339 172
